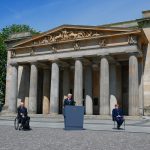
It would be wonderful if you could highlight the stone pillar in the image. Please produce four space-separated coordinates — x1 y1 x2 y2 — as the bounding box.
8 62 18 113
100 57 109 115
129 55 139 116
17 66 24 106
24 66 30 110
138 58 144 115
42 69 50 114
109 63 117 114
4 51 12 109
74 59 83 106
17 65 30 109
62 67 70 101
85 65 93 115
50 61 59 114
29 62 38 114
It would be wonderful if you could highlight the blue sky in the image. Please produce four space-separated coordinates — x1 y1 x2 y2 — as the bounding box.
0 0 150 32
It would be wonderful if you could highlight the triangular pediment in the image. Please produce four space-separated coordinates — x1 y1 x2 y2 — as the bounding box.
12 25 138 49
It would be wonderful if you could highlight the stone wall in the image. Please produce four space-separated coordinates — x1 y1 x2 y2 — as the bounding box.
143 28 150 115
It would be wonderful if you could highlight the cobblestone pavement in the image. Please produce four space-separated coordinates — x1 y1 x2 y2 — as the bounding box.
0 125 150 150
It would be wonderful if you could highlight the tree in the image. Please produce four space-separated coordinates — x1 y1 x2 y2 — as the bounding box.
0 34 7 107
0 24 39 108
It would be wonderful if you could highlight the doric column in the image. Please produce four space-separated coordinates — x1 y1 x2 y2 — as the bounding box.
17 65 30 109
74 59 83 106
129 54 139 116
17 66 24 106
85 65 93 115
50 61 59 114
24 66 30 110
8 62 18 113
29 62 38 114
5 51 12 109
100 57 109 115
62 67 70 100
42 69 50 114
109 63 117 114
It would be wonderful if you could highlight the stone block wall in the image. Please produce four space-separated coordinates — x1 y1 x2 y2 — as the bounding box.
143 28 150 115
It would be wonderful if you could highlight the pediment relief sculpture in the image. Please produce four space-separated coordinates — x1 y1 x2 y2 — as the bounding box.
99 39 106 48
11 25 143 51
128 35 137 45
73 41 80 50
32 30 104 46
49 45 57 52
30 48 35 56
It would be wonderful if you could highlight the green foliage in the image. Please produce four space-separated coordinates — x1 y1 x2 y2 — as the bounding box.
1 24 38 39
0 24 38 106
0 33 6 106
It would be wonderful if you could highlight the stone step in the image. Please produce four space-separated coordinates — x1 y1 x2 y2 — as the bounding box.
0 112 144 121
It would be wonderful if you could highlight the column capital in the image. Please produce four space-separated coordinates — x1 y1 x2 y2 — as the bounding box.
59 60 69 68
48 57 59 63
83 58 92 66
129 54 138 62
96 55 110 64
50 59 63 70
107 56 121 66
28 60 38 65
128 52 139 57
51 59 59 63
9 61 18 67
72 56 83 61
99 56 110 64
97 53 110 58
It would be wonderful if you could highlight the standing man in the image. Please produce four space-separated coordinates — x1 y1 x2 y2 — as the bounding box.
64 93 76 106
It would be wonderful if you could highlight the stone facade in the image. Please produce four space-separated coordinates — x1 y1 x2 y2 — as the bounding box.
4 11 150 116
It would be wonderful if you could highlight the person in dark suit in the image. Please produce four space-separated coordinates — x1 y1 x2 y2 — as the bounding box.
112 104 124 129
17 101 30 129
64 93 75 106
63 94 75 118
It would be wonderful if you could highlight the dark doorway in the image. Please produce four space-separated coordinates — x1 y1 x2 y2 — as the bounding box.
121 62 129 115
37 68 43 114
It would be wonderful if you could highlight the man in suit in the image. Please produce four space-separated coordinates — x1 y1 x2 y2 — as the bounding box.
112 104 124 129
63 94 75 118
64 93 75 106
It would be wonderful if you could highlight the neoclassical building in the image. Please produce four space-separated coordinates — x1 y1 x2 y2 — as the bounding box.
4 10 150 116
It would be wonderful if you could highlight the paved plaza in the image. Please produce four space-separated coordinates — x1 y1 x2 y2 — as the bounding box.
0 115 150 150
0 125 150 150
